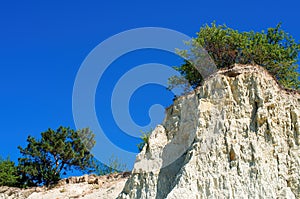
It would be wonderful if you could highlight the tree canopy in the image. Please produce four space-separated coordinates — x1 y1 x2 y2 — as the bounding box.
170 22 300 90
18 126 96 186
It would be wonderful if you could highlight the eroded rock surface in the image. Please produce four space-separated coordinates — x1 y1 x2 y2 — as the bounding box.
118 65 300 199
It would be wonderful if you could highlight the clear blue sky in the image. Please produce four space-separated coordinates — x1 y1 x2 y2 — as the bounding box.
1 0 299 172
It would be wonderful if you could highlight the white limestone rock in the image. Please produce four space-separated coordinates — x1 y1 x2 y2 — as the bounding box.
118 65 300 199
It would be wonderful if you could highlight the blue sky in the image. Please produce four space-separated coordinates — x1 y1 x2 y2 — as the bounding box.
1 0 300 173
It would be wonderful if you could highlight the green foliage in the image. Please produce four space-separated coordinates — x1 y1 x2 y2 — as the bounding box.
18 126 96 186
95 155 127 175
168 60 203 92
171 22 300 90
0 157 19 187
137 129 152 152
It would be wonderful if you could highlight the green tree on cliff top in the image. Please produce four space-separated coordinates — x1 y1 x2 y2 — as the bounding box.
169 22 300 90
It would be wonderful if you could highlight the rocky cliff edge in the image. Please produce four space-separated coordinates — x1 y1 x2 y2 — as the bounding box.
118 64 300 199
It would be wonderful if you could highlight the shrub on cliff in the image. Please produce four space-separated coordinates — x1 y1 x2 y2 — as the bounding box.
18 127 96 186
170 22 300 90
137 129 152 152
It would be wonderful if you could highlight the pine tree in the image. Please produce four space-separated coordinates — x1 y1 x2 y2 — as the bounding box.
18 126 96 186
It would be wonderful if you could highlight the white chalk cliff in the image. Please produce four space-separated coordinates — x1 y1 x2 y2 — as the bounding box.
118 65 300 199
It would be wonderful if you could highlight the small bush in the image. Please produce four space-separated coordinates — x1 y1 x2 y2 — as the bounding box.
137 129 152 152
95 155 127 175
0 157 19 187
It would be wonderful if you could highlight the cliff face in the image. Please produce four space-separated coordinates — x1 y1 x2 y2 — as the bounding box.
118 65 300 199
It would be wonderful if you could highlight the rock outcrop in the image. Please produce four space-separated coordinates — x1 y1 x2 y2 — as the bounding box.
118 65 300 199
0 172 130 199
